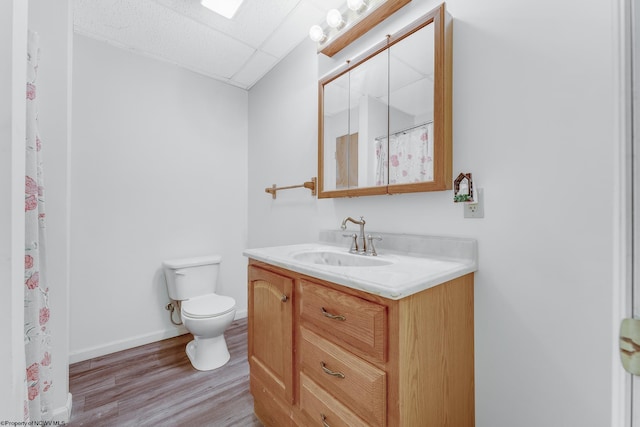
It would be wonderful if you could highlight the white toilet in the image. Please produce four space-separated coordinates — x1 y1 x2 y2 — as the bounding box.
163 255 236 371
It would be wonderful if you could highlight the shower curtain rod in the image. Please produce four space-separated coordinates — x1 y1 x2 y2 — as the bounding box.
374 120 433 141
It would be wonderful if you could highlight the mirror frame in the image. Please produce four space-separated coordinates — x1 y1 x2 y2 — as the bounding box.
317 3 452 199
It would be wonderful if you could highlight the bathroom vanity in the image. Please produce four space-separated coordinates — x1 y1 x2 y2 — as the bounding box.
243 232 476 426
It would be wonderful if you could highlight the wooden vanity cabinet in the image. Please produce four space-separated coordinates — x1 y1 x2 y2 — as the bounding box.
247 259 475 427
248 265 294 426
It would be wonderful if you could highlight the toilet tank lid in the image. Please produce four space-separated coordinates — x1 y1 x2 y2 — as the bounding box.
162 255 222 269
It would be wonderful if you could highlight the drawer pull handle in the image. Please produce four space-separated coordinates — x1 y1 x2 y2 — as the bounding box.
321 413 330 427
281 294 288 302
321 362 345 379
321 307 346 321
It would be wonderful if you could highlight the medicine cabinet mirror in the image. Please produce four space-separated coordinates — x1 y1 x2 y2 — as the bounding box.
318 3 452 198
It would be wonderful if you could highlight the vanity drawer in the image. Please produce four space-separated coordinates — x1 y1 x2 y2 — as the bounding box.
300 328 386 427
299 280 387 362
300 372 369 427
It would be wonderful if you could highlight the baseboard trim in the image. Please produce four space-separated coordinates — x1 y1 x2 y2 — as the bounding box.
69 327 188 364
69 309 247 364
52 393 72 423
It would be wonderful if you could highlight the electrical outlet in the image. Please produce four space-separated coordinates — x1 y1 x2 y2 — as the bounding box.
463 188 484 218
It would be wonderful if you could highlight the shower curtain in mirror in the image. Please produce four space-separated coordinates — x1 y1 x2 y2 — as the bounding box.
375 123 434 185
24 30 53 421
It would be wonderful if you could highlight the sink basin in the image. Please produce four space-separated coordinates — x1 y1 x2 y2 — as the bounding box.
291 249 393 267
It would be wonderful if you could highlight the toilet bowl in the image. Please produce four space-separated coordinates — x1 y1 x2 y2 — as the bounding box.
181 293 236 371
163 256 237 371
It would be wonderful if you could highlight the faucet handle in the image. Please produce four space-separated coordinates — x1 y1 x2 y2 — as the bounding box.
343 233 358 253
366 235 382 256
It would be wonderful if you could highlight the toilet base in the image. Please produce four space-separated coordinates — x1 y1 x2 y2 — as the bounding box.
185 335 231 371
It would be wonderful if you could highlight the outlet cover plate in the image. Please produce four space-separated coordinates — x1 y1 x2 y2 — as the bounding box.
464 188 484 218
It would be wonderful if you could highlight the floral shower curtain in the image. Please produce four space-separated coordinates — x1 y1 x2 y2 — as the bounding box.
375 123 434 185
24 30 53 421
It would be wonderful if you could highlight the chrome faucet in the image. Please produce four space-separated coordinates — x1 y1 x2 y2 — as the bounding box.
341 216 366 254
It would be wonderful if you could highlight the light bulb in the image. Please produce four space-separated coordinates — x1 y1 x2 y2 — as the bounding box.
309 25 326 43
347 0 368 12
326 9 345 29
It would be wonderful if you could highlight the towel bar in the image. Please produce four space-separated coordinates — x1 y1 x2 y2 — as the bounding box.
265 177 317 199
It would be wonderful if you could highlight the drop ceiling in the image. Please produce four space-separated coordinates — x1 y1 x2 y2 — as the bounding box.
74 0 344 90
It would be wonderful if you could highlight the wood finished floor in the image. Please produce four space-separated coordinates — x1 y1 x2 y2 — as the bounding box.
68 318 263 427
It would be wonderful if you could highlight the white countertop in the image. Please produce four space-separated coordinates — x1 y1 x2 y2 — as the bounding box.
243 232 477 300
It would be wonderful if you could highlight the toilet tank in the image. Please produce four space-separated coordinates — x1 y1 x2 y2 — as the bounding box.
162 255 222 301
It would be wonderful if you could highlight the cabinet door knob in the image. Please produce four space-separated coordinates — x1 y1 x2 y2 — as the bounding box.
321 413 330 427
321 307 345 321
281 294 288 302
321 361 345 379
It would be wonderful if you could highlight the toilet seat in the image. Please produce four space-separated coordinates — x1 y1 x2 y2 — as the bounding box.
182 294 235 319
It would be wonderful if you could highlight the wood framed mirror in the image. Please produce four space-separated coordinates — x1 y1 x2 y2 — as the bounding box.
318 3 452 198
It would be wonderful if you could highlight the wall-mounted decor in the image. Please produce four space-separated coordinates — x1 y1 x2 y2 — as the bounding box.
454 173 474 203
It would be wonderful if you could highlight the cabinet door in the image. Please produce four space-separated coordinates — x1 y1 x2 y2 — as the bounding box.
248 266 294 404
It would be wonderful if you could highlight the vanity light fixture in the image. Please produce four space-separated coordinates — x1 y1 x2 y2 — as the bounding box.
326 9 346 30
347 0 369 13
201 0 244 19
309 25 327 43
308 0 411 57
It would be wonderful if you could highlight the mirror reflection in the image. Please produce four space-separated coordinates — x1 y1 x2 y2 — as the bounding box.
323 48 390 191
323 72 351 190
319 4 448 198
350 49 389 188
386 23 435 184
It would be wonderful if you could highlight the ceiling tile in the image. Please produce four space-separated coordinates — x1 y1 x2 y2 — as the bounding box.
232 50 280 88
261 1 326 58
76 0 256 79
74 0 355 89
151 0 302 48
306 0 345 13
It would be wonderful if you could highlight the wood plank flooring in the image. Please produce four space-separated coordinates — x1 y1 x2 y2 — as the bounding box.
68 318 263 427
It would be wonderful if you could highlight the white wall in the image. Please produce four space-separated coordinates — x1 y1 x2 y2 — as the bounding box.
249 0 617 426
248 33 321 246
70 35 249 361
